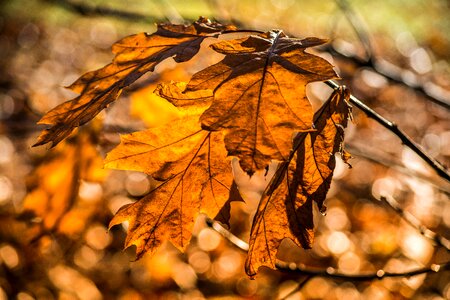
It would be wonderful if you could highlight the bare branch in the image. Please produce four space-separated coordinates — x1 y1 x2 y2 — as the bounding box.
275 260 450 280
325 80 450 182
205 217 450 280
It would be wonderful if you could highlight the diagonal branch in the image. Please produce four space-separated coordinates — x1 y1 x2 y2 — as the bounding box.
205 217 450 279
325 80 450 182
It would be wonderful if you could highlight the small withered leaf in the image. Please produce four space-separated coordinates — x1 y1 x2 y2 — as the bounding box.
245 87 352 276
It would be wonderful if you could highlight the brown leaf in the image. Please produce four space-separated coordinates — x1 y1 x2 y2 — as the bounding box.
174 31 338 174
22 131 107 237
245 87 352 276
105 116 235 257
33 17 235 148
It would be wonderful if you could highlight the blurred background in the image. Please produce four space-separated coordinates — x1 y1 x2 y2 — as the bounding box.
0 0 449 299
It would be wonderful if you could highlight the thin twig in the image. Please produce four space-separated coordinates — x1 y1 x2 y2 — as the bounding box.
42 0 165 23
205 218 248 251
205 217 450 280
325 80 450 182
379 195 450 251
275 260 450 280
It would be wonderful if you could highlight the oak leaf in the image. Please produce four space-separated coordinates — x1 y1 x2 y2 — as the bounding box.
245 87 352 276
33 17 235 147
105 116 235 257
167 31 338 174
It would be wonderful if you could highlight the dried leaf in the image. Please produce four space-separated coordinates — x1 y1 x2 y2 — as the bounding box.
105 116 235 256
245 87 352 276
34 17 235 147
173 31 338 174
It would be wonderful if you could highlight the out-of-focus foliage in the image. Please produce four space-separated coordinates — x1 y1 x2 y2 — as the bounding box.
23 129 108 237
0 0 449 299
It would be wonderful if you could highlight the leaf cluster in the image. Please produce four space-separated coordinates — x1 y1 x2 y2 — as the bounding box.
34 17 352 276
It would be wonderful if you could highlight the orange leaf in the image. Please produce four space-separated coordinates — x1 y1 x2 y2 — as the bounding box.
105 116 236 257
33 17 235 148
245 87 352 276
175 31 338 174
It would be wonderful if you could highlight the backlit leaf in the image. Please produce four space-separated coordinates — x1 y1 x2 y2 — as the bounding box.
177 31 338 174
245 87 352 276
33 17 235 148
105 116 235 256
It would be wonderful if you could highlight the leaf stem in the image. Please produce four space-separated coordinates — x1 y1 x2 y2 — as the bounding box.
325 80 450 182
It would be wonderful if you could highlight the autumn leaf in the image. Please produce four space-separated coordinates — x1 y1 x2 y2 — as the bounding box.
167 31 338 174
105 116 236 257
245 87 352 276
33 17 235 148
23 131 107 237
